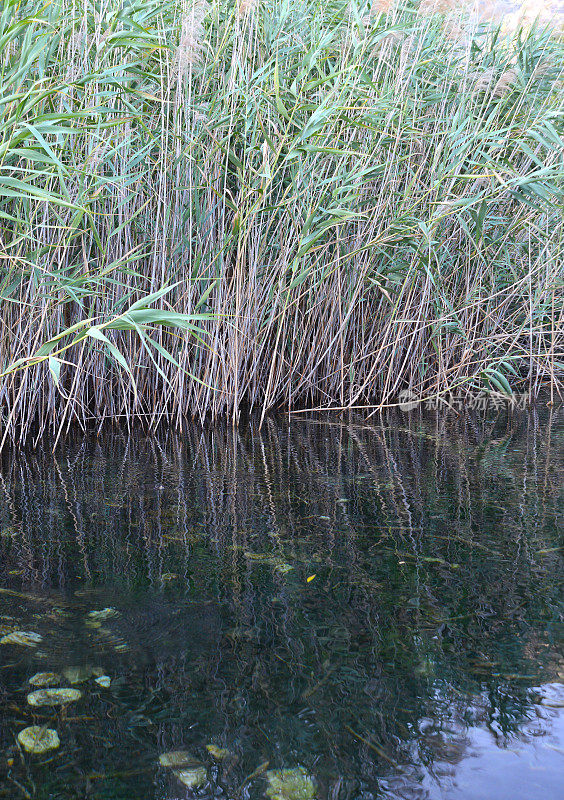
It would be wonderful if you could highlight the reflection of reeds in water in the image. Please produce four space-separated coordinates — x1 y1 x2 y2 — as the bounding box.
0 409 561 595
0 412 562 797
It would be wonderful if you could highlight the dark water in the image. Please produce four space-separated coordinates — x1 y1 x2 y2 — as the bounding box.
0 410 562 800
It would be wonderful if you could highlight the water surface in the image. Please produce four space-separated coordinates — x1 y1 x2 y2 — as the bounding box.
0 410 562 800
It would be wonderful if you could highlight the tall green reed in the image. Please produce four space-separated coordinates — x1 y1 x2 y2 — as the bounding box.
1 0 563 442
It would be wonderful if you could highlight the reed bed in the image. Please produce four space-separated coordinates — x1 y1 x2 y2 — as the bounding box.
0 0 563 442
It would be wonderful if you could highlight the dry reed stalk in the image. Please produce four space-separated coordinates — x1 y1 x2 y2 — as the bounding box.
237 0 257 17
418 0 460 14
177 0 209 75
472 66 518 96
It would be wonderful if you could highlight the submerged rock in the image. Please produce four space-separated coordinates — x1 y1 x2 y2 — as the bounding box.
27 688 82 706
542 697 564 708
266 768 317 800
174 767 207 789
1 631 42 647
95 675 111 688
63 666 94 684
535 682 564 708
159 750 203 769
159 750 207 787
206 744 233 760
273 563 294 574
17 726 60 754
87 607 119 621
29 672 61 687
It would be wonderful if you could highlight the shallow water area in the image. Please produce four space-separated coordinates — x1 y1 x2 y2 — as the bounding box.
0 410 562 800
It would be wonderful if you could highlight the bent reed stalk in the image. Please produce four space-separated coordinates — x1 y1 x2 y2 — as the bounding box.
0 0 563 443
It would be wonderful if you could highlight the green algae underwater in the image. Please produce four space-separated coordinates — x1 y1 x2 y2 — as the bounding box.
0 409 562 800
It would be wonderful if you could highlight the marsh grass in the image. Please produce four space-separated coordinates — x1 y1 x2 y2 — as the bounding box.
0 0 563 442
